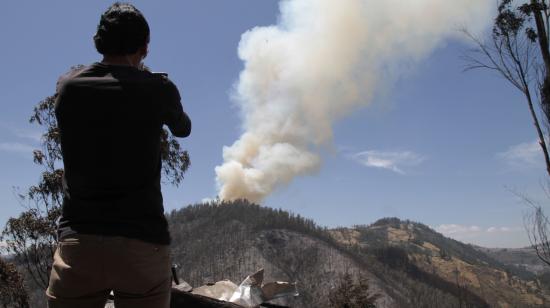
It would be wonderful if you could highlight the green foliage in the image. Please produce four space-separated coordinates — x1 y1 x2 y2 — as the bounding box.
160 128 190 186
1 91 62 289
494 0 531 38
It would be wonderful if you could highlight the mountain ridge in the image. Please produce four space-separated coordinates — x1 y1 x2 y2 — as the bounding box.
166 201 550 307
17 200 550 307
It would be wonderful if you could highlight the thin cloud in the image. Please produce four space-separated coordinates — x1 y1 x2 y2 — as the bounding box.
0 142 35 154
13 129 42 143
435 224 526 248
498 140 543 168
350 150 425 174
436 224 482 235
0 123 41 158
0 123 42 143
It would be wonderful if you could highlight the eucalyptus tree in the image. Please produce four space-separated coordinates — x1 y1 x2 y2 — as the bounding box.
465 0 550 266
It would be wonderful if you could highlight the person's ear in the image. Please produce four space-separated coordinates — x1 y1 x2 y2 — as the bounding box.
140 44 148 60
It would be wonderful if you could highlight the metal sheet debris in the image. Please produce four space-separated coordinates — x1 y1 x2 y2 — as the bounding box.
105 268 298 308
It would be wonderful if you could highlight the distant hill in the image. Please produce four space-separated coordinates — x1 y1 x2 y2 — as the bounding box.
475 246 549 275
18 201 550 307
167 200 393 307
330 217 550 307
167 201 550 307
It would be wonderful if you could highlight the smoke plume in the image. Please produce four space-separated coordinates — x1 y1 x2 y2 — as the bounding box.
215 0 492 202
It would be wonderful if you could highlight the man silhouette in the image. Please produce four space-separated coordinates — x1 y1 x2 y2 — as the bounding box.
46 3 191 308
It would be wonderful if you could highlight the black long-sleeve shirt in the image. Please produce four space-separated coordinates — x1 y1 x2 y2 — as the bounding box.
54 62 191 245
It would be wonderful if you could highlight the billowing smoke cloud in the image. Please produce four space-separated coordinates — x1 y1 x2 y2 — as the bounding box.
216 0 492 202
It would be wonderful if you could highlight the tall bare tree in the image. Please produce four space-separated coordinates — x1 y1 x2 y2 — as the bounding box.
524 197 550 266
0 65 191 290
464 0 550 266
465 0 550 174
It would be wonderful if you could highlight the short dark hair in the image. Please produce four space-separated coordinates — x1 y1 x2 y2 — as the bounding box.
93 2 150 56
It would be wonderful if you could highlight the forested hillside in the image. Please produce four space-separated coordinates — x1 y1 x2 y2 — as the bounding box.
167 200 550 307
332 218 550 307
15 201 550 307
167 199 385 307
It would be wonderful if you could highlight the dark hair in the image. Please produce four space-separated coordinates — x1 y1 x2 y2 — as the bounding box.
93 2 150 55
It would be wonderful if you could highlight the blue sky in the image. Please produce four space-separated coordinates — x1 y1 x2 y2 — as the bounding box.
0 1 546 248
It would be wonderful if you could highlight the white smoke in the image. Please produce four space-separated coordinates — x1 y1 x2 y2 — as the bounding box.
216 0 492 203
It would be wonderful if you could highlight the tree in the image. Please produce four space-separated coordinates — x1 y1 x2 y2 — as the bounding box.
522 194 550 266
328 271 379 308
465 0 550 174
0 65 191 290
0 257 29 308
464 0 550 266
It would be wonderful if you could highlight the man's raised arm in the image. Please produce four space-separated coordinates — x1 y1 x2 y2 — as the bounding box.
162 80 191 138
